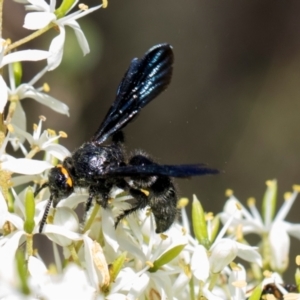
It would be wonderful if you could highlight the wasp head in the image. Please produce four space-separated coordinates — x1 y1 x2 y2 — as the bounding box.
48 164 74 206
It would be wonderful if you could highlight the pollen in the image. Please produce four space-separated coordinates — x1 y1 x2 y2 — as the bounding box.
230 262 241 271
102 0 108 8
235 202 242 210
205 212 214 221
177 197 189 208
6 124 14 133
284 192 292 201
293 184 300 192
265 179 276 187
247 197 256 206
160 233 168 240
145 261 154 268
225 189 233 197
59 131 68 138
296 255 300 266
33 123 38 131
79 3 88 10
231 280 247 288
263 270 272 278
43 83 50 92
47 129 56 136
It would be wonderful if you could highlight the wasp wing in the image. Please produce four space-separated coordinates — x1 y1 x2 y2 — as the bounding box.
91 44 174 144
104 164 219 178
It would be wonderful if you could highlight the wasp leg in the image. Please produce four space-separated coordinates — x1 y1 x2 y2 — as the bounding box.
125 152 179 233
114 188 149 229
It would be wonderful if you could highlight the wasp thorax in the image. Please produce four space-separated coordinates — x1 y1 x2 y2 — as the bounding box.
48 164 74 205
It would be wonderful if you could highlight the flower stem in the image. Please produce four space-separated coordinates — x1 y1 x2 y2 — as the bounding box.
83 202 101 233
208 273 218 291
68 243 80 265
5 23 54 54
26 234 33 256
0 0 3 37
75 203 100 252
189 277 195 300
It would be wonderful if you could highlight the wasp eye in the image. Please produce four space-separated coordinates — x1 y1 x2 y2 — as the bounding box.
48 166 74 203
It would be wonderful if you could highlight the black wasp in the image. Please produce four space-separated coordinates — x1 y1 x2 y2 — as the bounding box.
35 44 219 234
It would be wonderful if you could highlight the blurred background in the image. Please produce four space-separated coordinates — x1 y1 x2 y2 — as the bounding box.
3 0 300 280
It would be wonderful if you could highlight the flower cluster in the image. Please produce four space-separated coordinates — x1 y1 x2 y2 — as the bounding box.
0 0 300 299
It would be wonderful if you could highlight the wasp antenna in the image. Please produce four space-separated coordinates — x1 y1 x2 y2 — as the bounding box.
34 182 49 197
39 196 53 233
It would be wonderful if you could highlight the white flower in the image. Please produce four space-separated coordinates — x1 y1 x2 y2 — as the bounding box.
221 181 300 272
9 115 70 159
0 131 53 175
7 64 69 141
23 0 101 70
0 39 50 112
28 257 96 300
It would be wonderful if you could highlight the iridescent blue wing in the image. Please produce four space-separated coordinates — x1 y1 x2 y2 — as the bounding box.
91 44 173 144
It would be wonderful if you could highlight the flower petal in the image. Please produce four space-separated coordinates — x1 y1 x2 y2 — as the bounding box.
0 230 25 284
2 158 52 174
24 12 56 29
67 20 89 55
25 0 52 11
0 76 8 113
236 242 262 266
209 239 238 273
47 26 65 70
191 245 209 281
24 88 69 115
1 50 50 67
269 223 290 272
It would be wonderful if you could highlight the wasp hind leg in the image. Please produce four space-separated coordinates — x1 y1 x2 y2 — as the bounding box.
116 152 179 233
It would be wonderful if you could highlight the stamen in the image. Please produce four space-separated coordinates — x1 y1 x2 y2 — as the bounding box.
145 261 154 268
6 124 14 133
160 233 168 240
295 255 300 266
102 0 108 8
39 115 46 121
225 189 233 197
247 197 256 206
177 197 188 208
59 131 68 138
284 192 292 201
43 83 50 92
293 184 300 192
205 212 214 221
47 129 56 136
79 3 88 10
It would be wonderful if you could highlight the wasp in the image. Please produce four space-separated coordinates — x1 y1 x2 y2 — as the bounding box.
35 44 219 233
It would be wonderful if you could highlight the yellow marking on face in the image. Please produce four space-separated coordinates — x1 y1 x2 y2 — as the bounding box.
57 164 73 187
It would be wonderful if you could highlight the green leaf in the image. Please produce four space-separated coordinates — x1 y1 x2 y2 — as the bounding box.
12 62 22 87
55 0 76 19
24 187 35 234
210 214 220 243
149 244 186 272
248 283 263 300
109 252 127 283
262 180 277 226
192 195 210 248
16 250 30 295
295 268 300 292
